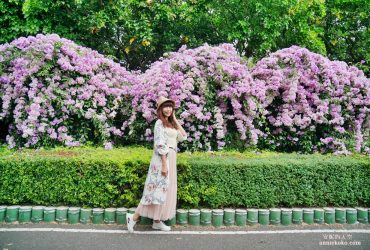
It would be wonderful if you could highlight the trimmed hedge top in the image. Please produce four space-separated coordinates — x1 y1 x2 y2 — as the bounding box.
1 145 369 164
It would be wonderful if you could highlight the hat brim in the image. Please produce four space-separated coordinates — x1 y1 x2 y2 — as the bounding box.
156 100 175 112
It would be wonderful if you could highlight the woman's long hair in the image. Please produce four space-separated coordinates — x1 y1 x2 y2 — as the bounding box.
157 101 179 129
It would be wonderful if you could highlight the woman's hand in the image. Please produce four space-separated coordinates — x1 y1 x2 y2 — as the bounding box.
161 165 168 177
160 154 168 177
173 112 186 137
161 155 168 176
173 112 177 121
173 113 181 127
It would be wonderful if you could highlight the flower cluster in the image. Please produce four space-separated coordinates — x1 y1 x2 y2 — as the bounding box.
251 46 369 153
130 43 265 151
0 34 136 149
0 34 368 154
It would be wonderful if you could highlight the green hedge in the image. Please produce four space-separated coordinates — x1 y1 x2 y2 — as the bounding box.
0 146 369 208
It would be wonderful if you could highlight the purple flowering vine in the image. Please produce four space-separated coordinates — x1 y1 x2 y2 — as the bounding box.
0 35 369 154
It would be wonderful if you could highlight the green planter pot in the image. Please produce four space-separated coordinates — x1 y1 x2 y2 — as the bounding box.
5 205 20 223
235 209 247 226
43 207 56 223
68 207 80 224
247 209 258 226
200 209 212 226
269 208 281 225
128 207 136 214
324 207 335 224
281 208 292 226
116 208 127 225
356 207 368 224
223 208 235 226
0 206 7 223
31 206 44 223
80 208 92 224
164 216 176 226
292 208 303 225
314 208 324 224
346 208 357 224
189 209 200 226
19 206 32 223
258 209 269 225
303 209 314 224
92 208 104 224
212 209 224 227
56 206 68 223
104 208 116 224
335 208 346 224
140 216 153 225
176 209 188 225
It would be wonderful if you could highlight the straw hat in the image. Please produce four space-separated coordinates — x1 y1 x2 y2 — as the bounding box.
156 96 175 112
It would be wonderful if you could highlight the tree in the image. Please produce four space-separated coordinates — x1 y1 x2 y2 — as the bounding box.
324 0 369 76
0 0 368 74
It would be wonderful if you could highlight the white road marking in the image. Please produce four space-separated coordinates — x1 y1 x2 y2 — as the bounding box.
0 228 369 234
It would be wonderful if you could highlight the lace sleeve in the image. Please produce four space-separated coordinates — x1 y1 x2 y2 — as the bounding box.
176 130 187 142
154 120 169 155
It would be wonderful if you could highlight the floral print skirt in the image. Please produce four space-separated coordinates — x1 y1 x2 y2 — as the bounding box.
135 148 177 221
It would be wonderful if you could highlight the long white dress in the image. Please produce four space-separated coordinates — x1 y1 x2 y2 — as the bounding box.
135 119 187 221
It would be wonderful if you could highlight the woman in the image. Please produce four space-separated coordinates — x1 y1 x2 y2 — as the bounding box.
126 96 187 232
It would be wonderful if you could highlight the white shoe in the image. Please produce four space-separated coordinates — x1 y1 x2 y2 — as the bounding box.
152 221 171 231
126 213 137 233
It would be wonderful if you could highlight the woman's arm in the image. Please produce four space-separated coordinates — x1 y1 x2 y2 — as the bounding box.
173 113 187 142
154 120 169 176
173 114 187 137
160 154 168 176
154 120 169 154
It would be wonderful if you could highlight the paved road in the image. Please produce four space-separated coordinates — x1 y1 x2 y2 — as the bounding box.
1 223 369 250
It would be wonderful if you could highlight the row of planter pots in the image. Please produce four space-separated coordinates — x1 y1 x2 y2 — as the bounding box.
0 206 369 227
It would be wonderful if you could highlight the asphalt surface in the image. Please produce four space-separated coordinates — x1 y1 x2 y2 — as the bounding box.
1 222 369 250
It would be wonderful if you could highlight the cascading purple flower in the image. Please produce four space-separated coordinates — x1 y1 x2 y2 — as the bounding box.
0 34 136 149
1 35 368 154
251 45 370 153
130 43 265 151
